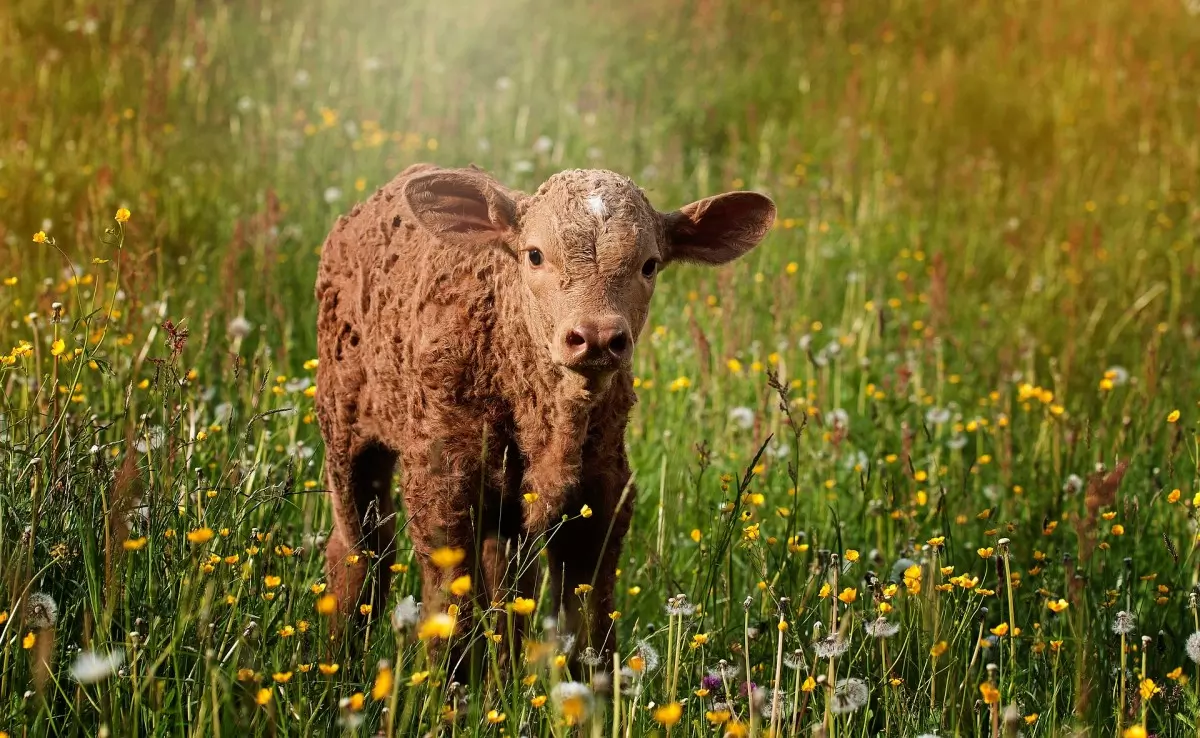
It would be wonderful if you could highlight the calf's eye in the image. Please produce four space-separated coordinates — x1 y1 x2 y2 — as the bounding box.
641 258 659 278
527 249 544 267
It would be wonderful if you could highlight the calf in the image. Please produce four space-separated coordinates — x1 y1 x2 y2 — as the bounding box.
315 163 774 664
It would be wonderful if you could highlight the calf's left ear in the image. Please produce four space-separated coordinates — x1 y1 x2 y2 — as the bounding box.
661 191 776 266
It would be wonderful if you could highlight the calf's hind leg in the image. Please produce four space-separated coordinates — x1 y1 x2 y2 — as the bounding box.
324 434 399 617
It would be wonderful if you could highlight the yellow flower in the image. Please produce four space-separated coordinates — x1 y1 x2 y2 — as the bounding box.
977 547 994 559
653 702 683 726
523 492 539 503
264 575 282 588
272 671 293 683
254 688 272 706
429 547 465 569
990 623 1010 637
1140 678 1159 700
449 575 471 597
316 594 338 616
115 208 131 223
580 504 593 518
1169 489 1182 503
486 710 506 724
33 231 47 244
409 670 430 686
574 584 593 595
1025 713 1038 725
0 611 6 625
359 604 373 616
1167 409 1181 423
1111 524 1125 536
1124 727 1148 738
837 587 857 604
371 665 393 700
318 663 339 675
531 695 547 708
727 358 743 374
691 633 709 649
1047 599 1069 613
609 611 621 620
979 682 1000 704
1168 666 1185 680
311 583 327 594
123 537 148 551
928 536 945 548
511 597 536 616
690 529 702 542
345 693 365 710
23 632 36 649
186 527 214 544
844 549 860 562
931 641 948 659
278 625 295 637
801 676 816 692
417 613 455 640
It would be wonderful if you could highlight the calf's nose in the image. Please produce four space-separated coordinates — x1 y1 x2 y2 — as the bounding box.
563 315 632 365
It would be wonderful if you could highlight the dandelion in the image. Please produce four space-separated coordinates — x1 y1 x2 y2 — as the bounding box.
392 595 419 631
813 635 849 659
864 617 900 639
665 595 697 617
633 639 661 672
830 678 869 714
552 681 593 725
25 592 59 629
1112 611 1136 635
70 649 125 684
115 208 131 223
227 316 253 339
728 406 755 429
1187 632 1200 663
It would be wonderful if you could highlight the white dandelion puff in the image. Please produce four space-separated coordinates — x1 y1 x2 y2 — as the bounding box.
71 649 125 684
864 617 901 639
391 596 419 632
633 639 661 672
812 635 849 659
1112 611 1136 636
830 677 869 714
728 406 755 430
25 592 59 629
1186 632 1200 663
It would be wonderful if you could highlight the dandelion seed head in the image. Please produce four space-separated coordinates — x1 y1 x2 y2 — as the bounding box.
71 649 125 684
830 677 869 714
1186 632 1200 663
25 592 58 629
813 634 849 659
1112 611 1136 635
864 617 901 639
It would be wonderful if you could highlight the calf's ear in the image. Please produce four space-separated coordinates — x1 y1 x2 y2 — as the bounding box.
661 191 776 266
402 170 519 249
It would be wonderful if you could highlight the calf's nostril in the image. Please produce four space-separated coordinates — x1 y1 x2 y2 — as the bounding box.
565 330 588 349
607 331 629 355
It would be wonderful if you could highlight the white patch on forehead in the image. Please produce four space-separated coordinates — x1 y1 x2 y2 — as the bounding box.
586 194 608 220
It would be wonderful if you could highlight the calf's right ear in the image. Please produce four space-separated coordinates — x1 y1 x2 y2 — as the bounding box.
402 170 518 250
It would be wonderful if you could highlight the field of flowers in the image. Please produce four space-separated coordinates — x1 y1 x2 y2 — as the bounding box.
2 0 1200 735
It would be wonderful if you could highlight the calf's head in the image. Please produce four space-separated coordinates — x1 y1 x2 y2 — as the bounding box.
404 167 775 383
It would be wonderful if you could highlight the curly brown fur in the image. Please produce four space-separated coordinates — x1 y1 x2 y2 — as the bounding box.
315 162 774 669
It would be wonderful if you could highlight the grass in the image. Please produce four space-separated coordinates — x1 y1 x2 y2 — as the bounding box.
1 0 1199 734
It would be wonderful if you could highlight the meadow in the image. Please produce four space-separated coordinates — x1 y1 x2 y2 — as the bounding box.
2 0 1200 734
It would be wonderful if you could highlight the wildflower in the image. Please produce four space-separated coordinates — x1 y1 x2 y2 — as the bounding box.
359 603 373 616
1186 632 1200 663
254 688 271 706
115 208 131 223
33 231 47 243
1168 409 1181 423
486 710 506 724
978 547 994 559
580 504 593 518
653 702 683 726
511 597 536 616
864 617 900 639
25 592 59 629
344 693 365 710
1112 611 1136 635
691 633 709 648
318 663 339 675
845 549 860 562
50 339 66 356
1111 524 1125 536
70 650 125 684
273 672 292 683
23 632 36 649
801 676 816 692
990 623 1010 637
690 529 702 542
371 663 393 700
448 575 471 597
830 678 869 714
417 613 455 640
1047 599 1069 614
818 583 831 598
316 594 338 616
531 695 547 707
979 682 1000 704
706 709 732 724
429 547 464 569
1140 678 1159 700
665 595 696 617
728 406 754 429
837 587 857 604
813 635 849 659
264 575 281 588
633 639 661 671
1123 728 1148 738
927 536 945 548
552 681 593 725
278 625 295 637
186 527 215 545
390 595 419 631
930 641 948 659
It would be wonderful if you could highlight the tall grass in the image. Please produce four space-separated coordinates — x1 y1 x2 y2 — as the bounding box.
1 0 1199 734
